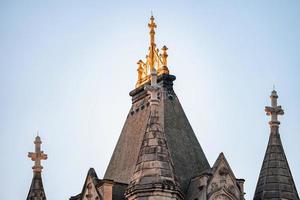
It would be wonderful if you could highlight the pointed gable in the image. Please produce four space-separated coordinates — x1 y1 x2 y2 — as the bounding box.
81 168 103 200
70 168 128 200
70 168 105 200
207 153 245 200
186 153 245 200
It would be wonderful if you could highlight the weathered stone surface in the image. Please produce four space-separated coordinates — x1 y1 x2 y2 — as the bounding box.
186 153 245 200
27 172 47 200
70 168 128 200
104 74 210 195
254 130 299 199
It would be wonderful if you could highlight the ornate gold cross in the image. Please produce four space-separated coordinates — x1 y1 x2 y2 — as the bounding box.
135 16 169 88
28 135 48 173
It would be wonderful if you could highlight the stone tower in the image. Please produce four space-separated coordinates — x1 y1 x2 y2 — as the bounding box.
70 16 212 200
254 90 299 200
26 135 48 200
103 16 210 196
69 16 278 200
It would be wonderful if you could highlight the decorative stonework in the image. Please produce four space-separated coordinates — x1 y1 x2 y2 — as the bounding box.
212 194 231 200
125 69 183 200
186 153 244 200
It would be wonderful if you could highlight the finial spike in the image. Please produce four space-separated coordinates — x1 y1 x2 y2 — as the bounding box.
28 134 47 173
135 17 169 88
265 90 284 127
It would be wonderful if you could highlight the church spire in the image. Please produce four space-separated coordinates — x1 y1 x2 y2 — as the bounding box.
125 69 183 200
254 90 299 200
135 16 169 88
27 134 47 200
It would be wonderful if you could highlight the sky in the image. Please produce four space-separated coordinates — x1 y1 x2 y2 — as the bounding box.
0 0 300 199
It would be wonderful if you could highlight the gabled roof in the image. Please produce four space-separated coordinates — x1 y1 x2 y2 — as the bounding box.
70 168 103 200
26 172 47 200
211 152 238 181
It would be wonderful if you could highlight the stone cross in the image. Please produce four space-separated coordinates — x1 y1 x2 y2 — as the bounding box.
265 90 284 126
145 68 160 109
28 135 48 173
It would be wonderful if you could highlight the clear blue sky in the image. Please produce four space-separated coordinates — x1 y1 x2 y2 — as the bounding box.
0 1 299 199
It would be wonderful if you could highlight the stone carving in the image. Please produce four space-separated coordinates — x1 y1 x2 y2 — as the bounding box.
212 194 231 200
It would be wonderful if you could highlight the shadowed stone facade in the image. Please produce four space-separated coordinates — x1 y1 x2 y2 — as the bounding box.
27 173 47 200
124 69 184 200
186 153 245 200
104 73 210 195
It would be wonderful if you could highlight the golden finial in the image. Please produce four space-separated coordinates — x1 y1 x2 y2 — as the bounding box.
135 16 170 88
148 15 156 46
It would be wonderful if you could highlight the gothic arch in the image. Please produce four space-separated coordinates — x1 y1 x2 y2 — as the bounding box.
208 188 237 200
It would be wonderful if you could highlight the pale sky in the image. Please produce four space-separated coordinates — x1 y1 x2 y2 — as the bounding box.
1 1 300 199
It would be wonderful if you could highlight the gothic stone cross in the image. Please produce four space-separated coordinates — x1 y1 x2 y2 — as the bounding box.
265 90 284 126
28 136 48 173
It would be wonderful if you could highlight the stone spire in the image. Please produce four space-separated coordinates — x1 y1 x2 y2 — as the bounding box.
254 90 299 200
125 68 183 200
27 134 47 200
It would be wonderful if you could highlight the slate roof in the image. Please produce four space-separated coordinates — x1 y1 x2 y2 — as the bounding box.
26 172 47 200
104 74 210 194
254 128 299 200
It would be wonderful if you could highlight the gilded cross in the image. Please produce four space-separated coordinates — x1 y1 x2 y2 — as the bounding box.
265 90 284 126
28 135 48 173
148 15 157 46
135 16 169 88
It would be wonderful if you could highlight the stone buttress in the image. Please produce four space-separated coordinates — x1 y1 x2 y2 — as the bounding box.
125 69 184 199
